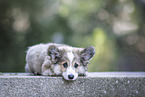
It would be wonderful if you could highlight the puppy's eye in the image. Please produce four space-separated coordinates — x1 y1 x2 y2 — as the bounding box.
74 63 79 68
63 62 68 68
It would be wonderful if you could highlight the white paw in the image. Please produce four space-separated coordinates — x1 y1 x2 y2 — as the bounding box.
42 69 54 76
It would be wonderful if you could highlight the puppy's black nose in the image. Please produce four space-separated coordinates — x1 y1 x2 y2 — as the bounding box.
68 74 74 79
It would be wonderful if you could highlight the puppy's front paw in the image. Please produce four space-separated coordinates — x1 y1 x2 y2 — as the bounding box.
42 69 54 76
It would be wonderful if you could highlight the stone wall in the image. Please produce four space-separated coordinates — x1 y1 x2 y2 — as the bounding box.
0 72 145 97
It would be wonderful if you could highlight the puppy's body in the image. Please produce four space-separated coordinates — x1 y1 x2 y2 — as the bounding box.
25 43 95 80
25 43 68 74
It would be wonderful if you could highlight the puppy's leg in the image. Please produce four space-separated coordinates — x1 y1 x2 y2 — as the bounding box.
41 56 54 76
25 64 31 73
42 68 53 76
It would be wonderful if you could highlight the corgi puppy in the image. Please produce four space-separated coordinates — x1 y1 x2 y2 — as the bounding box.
25 43 95 80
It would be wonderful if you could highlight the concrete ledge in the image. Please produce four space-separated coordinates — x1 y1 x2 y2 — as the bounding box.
0 72 145 97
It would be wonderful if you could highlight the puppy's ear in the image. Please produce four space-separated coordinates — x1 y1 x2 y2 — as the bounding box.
81 46 95 61
47 45 61 63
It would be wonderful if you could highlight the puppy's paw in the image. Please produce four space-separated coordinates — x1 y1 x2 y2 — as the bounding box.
42 69 54 76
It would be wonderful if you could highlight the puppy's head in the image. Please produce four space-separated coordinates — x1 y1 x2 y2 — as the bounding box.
48 45 95 80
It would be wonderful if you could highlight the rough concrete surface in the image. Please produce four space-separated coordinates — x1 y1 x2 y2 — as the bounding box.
0 72 145 97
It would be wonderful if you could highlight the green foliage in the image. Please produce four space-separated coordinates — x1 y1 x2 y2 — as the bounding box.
89 28 118 71
0 0 145 72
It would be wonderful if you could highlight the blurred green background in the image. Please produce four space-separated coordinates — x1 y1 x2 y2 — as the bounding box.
0 0 145 72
